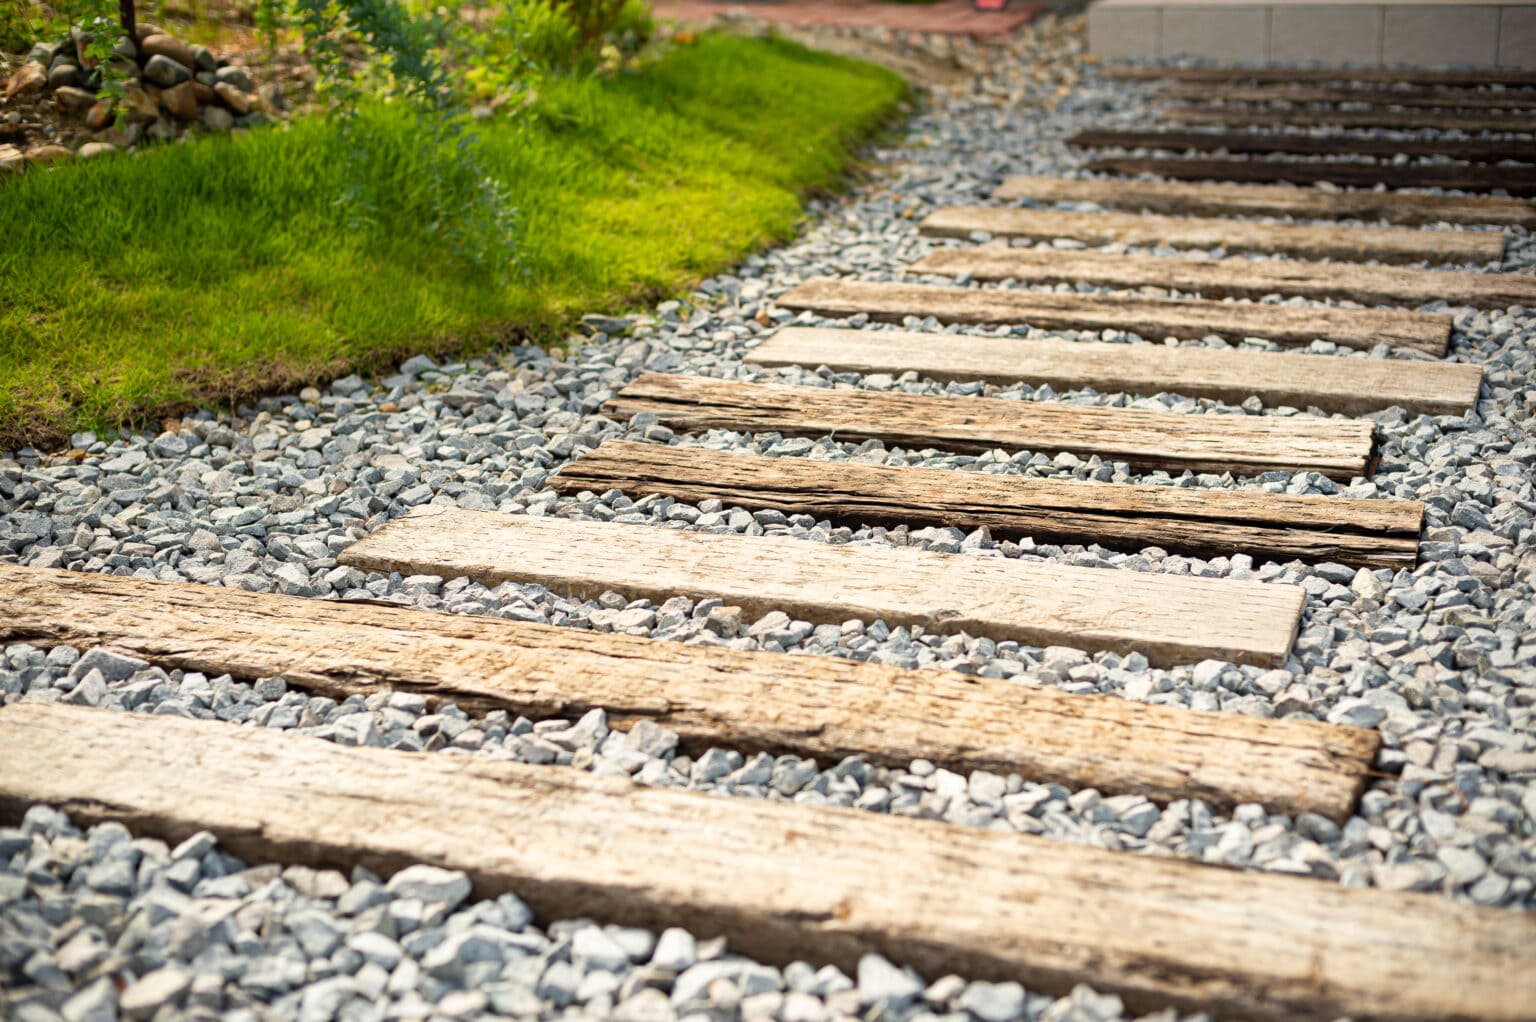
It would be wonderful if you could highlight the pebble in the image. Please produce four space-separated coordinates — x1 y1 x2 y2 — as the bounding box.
2 14 1533 1022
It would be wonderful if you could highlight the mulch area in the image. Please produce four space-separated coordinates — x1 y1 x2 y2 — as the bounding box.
652 0 1043 38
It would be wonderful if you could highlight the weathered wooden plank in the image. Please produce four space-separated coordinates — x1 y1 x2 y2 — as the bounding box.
1164 104 1536 134
749 325 1480 417
775 276 1451 355
911 244 1536 312
1086 156 1536 198
1068 129 1536 174
1102 65 1536 87
602 373 1380 480
2 703 1530 1022
552 440 1423 569
338 507 1308 667
0 566 1371 813
1160 83 1536 109
922 205 1506 265
989 176 1529 230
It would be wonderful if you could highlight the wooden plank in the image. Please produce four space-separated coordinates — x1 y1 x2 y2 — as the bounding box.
1101 65 1536 87
992 175 1535 230
749 325 1480 417
1160 82 1536 109
1067 129 1536 172
1086 156 1536 198
602 373 1381 480
1164 104 1536 134
552 440 1424 569
922 205 1506 265
338 506 1309 667
776 276 1451 355
2 702 1530 1022
911 244 1536 312
0 566 1374 814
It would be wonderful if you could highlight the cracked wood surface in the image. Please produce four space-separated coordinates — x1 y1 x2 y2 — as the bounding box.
750 324 1480 416
0 566 1371 813
918 205 1505 265
601 373 1380 480
1067 129 1536 173
1158 83 1536 110
551 440 1423 569
994 174 1536 228
1163 104 1536 135
0 702 1528 1022
338 507 1307 667
775 276 1451 354
912 243 1536 314
1101 65 1536 87
1085 156 1536 198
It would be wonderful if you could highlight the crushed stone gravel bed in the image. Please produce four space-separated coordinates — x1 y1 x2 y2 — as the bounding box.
3 15 1534 1022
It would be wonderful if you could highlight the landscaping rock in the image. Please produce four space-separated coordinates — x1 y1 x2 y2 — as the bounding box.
47 63 81 89
213 82 251 115
5 62 47 98
160 81 198 122
24 144 73 166
199 106 234 133
52 85 96 111
143 54 192 88
0 145 24 174
84 99 115 130
214 65 256 92
139 34 197 71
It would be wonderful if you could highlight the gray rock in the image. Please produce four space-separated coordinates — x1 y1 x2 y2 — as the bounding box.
383 864 470 910
143 54 192 86
120 966 192 1019
855 953 922 1009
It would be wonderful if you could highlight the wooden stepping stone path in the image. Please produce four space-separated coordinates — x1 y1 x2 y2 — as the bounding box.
552 440 1425 569
1101 66 1536 87
745 325 1481 416
1084 156 1536 199
603 373 1380 480
911 244 1536 313
337 507 1308 667
1158 83 1536 110
775 276 1451 354
1163 104 1536 135
990 175 1535 229
918 206 1505 265
0 566 1371 812
4 703 1531 1022
1067 129 1536 169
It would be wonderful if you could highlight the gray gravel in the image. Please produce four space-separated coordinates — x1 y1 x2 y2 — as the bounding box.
3 14 1534 1022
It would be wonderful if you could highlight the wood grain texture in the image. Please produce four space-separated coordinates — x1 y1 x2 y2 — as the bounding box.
920 205 1505 265
1163 104 1536 134
775 276 1451 355
338 507 1308 667
748 324 1480 417
1067 129 1536 170
0 566 1371 813
1 702 1528 1022
994 174 1536 228
1160 83 1536 110
1088 156 1536 197
911 243 1536 313
602 373 1381 480
1102 65 1536 87
552 440 1423 569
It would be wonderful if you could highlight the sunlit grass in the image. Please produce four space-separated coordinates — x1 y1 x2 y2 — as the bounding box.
0 34 906 448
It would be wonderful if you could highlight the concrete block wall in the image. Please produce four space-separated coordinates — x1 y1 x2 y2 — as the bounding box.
1087 0 1536 67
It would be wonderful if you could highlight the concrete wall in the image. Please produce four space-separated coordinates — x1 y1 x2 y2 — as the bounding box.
1087 0 1536 67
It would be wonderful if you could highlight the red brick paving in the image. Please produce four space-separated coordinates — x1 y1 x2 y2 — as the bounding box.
653 0 1043 38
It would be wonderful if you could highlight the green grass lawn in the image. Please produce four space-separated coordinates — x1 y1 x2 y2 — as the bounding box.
0 34 906 450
